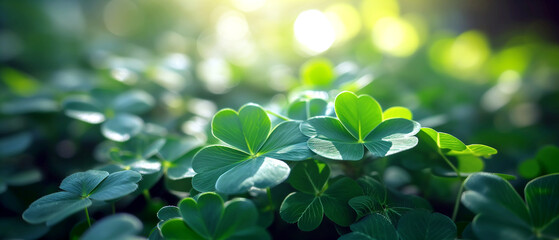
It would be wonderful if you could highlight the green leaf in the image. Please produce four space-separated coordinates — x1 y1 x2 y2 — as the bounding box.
111 90 155 115
159 138 198 162
192 146 251 192
334 91 382 141
301 58 335 87
81 214 143 240
162 192 269 239
519 158 541 179
462 173 530 222
101 113 144 142
471 214 533 240
211 104 270 154
301 116 363 160
383 106 413 120
396 209 456 240
288 98 330 120
88 170 142 201
63 98 106 124
447 144 498 158
60 170 109 197
215 157 290 194
0 131 33 157
288 160 330 195
536 145 559 174
418 128 466 151
22 192 92 226
339 213 397 240
166 147 200 180
161 218 204 240
363 118 420 158
524 173 559 229
1 97 58 115
322 177 362 226
258 121 313 161
279 192 323 231
157 206 181 230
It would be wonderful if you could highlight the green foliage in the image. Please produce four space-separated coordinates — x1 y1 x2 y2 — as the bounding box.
63 89 154 142
192 103 313 194
22 170 141 226
81 214 143 240
158 192 270 240
301 91 420 160
518 145 559 179
461 173 559 239
280 160 362 231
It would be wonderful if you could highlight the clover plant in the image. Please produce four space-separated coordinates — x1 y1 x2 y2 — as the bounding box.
22 170 141 226
192 103 313 194
301 91 420 160
63 89 155 142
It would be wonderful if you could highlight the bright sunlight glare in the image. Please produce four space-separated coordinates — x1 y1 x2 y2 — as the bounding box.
294 10 336 55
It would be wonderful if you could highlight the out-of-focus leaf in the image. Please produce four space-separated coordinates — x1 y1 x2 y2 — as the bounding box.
101 113 144 142
81 214 143 240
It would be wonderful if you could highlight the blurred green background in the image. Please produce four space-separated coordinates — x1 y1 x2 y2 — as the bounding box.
1 0 558 238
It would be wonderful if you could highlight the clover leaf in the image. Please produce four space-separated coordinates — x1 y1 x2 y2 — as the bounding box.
348 176 431 222
159 192 271 240
301 91 420 160
338 209 456 240
287 98 332 120
383 106 413 120
461 172 559 239
22 170 141 226
81 214 143 240
192 103 313 194
396 209 456 240
338 213 397 240
418 128 498 178
63 89 155 142
518 145 559 179
279 160 362 231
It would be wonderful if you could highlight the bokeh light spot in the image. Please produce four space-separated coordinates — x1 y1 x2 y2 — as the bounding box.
294 10 336 55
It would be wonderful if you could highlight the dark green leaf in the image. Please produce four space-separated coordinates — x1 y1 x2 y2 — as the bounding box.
161 219 204 240
524 173 559 229
60 170 109 197
301 117 363 160
259 121 313 161
0 131 33 157
288 160 330 195
339 213 397 240
279 192 323 231
397 209 456 240
111 90 155 115
22 192 92 226
89 170 142 201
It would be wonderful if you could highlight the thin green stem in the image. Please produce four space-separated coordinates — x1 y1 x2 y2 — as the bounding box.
266 187 274 210
452 181 465 221
438 150 464 222
143 189 151 202
266 110 291 121
85 207 91 227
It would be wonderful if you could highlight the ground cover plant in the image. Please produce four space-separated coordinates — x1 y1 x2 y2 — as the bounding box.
1 0 559 239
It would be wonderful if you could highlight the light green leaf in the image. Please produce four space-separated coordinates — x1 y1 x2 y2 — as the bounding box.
215 157 290 194
301 117 363 160
397 209 456 240
288 98 330 120
383 106 412 120
89 170 142 201
192 146 250 192
111 90 155 115
519 159 541 179
101 113 144 142
22 192 92 226
212 104 270 154
60 170 109 197
363 118 420 158
279 192 323 231
259 121 313 161
81 214 143 240
447 144 497 158
335 91 382 141
63 98 106 124
301 58 335 87
339 213 397 240
288 160 330 195
418 128 466 151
